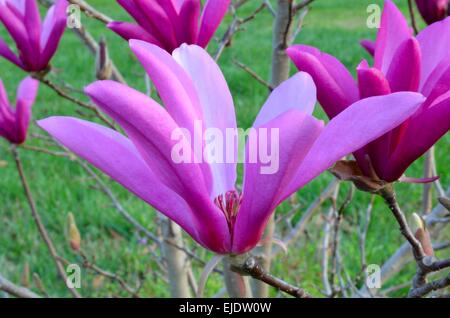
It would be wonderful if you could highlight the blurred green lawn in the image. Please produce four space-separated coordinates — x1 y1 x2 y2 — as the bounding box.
0 0 449 297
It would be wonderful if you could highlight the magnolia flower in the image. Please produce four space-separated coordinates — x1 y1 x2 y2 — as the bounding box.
416 0 448 25
0 0 68 72
0 77 39 144
39 42 424 254
287 0 450 183
108 0 230 52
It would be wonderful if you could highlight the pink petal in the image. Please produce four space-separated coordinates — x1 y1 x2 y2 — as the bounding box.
13 76 38 144
130 40 214 194
233 110 324 253
178 0 201 44
197 0 230 48
0 36 24 68
24 0 41 59
135 0 178 51
253 72 317 127
173 44 237 197
287 45 359 118
116 0 161 38
0 3 32 65
107 21 162 45
282 92 426 198
360 39 375 56
385 37 421 93
84 81 231 251
40 0 67 70
417 17 450 91
37 116 230 253
357 60 391 98
374 0 412 74
387 96 450 182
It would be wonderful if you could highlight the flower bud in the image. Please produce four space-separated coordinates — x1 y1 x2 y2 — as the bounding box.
412 213 434 256
68 212 81 252
95 37 113 80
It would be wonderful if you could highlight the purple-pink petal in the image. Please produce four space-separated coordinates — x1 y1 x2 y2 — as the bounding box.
233 110 323 253
173 44 237 197
37 116 230 252
287 45 359 118
197 0 230 48
385 37 421 93
282 92 426 198
374 0 412 73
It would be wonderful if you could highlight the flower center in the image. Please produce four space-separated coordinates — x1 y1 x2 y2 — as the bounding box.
214 190 242 232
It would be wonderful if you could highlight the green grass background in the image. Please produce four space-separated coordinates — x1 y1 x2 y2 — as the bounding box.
0 0 449 297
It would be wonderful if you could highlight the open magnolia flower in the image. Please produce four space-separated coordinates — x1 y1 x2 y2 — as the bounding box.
108 0 230 52
287 0 450 184
0 76 39 144
0 0 68 72
39 42 424 254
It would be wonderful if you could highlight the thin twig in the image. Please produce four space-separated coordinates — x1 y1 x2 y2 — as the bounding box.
293 0 316 14
68 0 113 24
231 256 311 298
409 273 450 298
407 0 419 35
214 2 267 61
379 186 425 259
79 250 140 297
0 274 41 298
233 60 274 90
33 74 116 129
11 146 81 298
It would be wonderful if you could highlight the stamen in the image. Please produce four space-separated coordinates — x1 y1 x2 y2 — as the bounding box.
214 190 242 230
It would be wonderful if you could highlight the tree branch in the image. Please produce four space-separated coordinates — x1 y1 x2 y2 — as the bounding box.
11 146 81 298
0 274 41 298
230 255 311 298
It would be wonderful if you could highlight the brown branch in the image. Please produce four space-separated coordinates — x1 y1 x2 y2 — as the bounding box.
79 251 140 297
11 146 81 298
407 0 419 35
293 0 316 14
33 74 116 130
409 273 450 298
231 256 311 298
68 0 113 24
214 2 267 61
233 60 274 90
379 185 426 259
0 274 41 298
379 185 450 297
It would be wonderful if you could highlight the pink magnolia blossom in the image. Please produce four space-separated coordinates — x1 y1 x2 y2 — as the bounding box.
287 0 450 183
416 0 448 25
38 42 424 254
108 0 230 52
0 77 39 144
0 0 68 72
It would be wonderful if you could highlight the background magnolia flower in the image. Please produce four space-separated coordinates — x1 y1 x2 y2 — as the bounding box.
108 0 230 52
39 42 424 254
0 0 68 72
0 76 39 144
287 0 450 183
416 0 449 25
